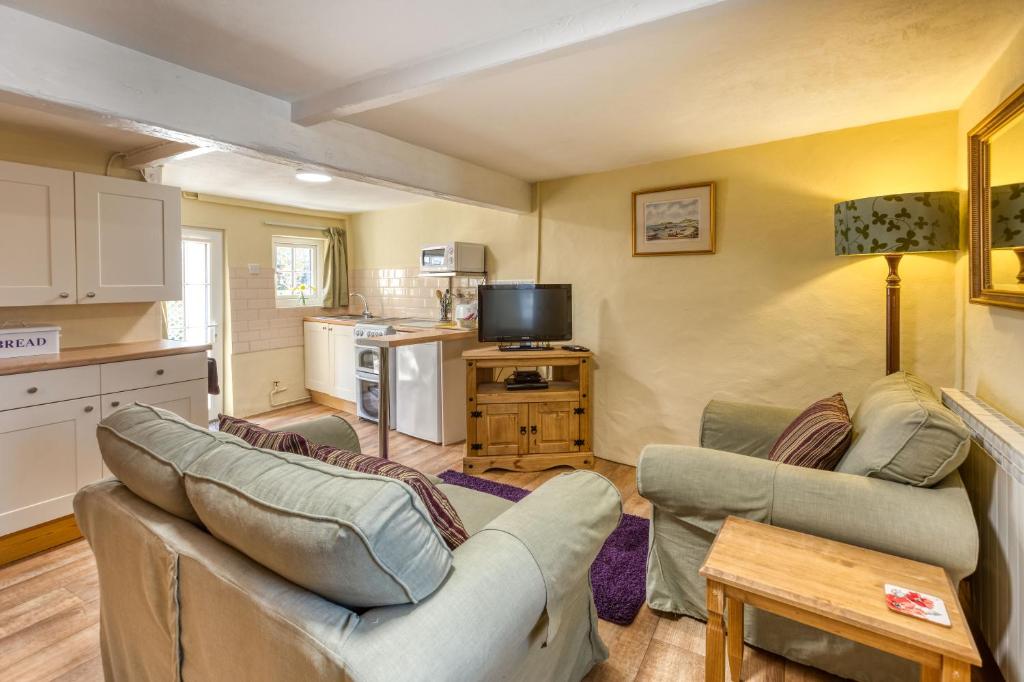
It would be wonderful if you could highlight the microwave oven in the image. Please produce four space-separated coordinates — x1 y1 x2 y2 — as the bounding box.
420 242 486 275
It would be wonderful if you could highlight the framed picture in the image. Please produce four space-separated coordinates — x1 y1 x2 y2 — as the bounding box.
631 182 716 256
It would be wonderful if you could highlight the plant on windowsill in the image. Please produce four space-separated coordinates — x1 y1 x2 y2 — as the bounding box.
292 283 318 306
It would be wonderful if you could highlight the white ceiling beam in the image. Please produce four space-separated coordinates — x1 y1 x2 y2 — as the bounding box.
291 0 726 125
123 141 211 169
0 6 531 212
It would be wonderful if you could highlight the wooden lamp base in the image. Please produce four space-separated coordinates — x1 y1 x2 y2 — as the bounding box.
885 253 903 375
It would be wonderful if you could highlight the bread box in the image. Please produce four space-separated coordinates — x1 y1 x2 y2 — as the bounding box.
0 323 61 358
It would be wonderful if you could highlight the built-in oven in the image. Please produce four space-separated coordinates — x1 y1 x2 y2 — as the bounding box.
354 367 396 426
353 322 396 426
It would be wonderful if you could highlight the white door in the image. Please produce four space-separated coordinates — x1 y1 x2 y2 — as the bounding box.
0 161 77 306
330 325 356 402
74 173 181 303
304 322 332 393
164 228 224 420
0 396 102 535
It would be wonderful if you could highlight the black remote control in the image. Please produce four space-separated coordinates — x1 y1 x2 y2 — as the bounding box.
561 344 590 352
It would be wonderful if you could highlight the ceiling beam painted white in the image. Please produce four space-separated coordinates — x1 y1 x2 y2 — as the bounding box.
291 0 725 125
123 141 210 169
0 6 532 212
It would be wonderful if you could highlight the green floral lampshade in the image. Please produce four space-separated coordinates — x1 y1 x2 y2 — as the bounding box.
834 191 959 256
991 183 1024 248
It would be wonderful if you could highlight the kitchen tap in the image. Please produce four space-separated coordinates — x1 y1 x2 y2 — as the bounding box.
349 292 374 319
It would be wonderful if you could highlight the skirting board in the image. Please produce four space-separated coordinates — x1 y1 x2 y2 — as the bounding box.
0 515 82 566
309 390 356 414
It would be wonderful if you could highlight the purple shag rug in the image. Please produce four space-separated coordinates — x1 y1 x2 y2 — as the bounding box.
438 470 648 625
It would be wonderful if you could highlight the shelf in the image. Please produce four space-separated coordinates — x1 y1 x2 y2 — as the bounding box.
475 381 580 404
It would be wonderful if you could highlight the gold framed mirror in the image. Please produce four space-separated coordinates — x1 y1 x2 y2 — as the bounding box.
969 81 1024 310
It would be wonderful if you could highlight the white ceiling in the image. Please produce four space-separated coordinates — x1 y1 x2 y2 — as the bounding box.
160 151 425 213
3 0 1022 195
344 0 1024 180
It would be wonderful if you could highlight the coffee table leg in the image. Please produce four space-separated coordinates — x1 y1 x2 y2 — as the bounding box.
727 597 744 682
706 580 726 682
940 658 970 682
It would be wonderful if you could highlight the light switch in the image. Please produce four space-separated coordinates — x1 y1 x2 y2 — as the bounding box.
248 264 261 275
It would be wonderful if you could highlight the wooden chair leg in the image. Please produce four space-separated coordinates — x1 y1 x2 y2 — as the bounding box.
727 597 744 682
705 580 727 682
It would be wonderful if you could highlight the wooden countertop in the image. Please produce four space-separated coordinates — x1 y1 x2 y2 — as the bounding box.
0 340 211 376
304 316 477 348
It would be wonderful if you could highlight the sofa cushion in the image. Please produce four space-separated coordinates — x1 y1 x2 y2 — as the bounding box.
220 415 469 549
183 440 453 608
767 394 852 470
836 372 969 486
97 403 233 524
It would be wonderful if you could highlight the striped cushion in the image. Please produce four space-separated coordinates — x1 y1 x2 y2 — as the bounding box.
767 394 853 470
217 415 469 549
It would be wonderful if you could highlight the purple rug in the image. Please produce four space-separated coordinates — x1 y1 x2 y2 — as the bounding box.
438 470 648 625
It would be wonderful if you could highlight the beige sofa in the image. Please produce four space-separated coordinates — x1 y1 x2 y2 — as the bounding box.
637 372 979 682
75 404 621 681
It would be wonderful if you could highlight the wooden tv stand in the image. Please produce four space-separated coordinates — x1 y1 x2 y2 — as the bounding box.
463 346 594 473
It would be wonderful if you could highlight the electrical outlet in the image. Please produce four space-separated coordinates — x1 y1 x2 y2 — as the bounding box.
248 263 261 275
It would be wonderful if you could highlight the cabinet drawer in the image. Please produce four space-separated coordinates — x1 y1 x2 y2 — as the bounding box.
102 378 208 425
0 365 100 412
101 352 206 393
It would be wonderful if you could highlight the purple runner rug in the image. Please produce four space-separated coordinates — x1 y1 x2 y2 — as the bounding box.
438 470 648 626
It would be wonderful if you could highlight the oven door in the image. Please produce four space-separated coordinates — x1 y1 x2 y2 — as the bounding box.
355 369 395 426
355 345 379 375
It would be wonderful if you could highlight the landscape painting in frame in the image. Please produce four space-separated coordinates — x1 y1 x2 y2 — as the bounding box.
632 182 716 255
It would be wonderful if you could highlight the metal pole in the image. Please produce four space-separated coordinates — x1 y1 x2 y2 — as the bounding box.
378 347 390 459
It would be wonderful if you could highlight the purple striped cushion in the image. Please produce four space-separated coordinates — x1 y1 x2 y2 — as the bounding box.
767 394 853 470
217 415 469 549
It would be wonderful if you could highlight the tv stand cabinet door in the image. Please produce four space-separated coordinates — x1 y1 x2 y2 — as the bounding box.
528 401 580 454
479 404 529 456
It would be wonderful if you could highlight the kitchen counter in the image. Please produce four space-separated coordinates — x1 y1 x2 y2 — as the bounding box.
303 315 477 347
0 339 212 376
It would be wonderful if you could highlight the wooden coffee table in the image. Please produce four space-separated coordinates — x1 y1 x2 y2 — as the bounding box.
699 517 980 682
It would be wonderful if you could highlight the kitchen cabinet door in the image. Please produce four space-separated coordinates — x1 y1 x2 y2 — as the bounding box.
330 325 356 402
0 161 77 306
478 404 529 457
0 396 102 536
102 379 208 426
528 401 580 454
304 322 332 393
74 173 181 303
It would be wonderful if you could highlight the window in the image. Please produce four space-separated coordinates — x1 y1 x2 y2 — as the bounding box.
273 236 325 307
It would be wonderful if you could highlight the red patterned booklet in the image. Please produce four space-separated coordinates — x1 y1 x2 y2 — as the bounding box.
884 584 951 627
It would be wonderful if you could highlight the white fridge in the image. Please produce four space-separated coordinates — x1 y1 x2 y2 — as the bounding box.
395 341 467 445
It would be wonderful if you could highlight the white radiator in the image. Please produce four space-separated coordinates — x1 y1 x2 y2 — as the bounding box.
944 389 1024 682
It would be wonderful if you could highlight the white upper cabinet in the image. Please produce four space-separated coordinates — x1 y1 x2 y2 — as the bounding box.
0 160 77 306
74 173 182 304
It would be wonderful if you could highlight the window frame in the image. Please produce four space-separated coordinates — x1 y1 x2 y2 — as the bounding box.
272 235 326 308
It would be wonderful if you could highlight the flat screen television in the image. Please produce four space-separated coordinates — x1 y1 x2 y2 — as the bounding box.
478 284 572 343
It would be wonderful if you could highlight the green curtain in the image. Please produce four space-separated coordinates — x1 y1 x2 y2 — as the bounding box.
321 226 349 308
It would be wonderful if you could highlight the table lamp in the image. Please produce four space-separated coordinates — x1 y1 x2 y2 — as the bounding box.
991 182 1024 283
834 191 959 375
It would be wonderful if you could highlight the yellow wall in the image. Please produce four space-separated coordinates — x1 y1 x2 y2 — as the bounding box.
351 112 959 464
958 25 1024 424
180 196 348 417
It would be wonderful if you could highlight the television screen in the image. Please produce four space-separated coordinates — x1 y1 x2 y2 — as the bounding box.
478 284 572 342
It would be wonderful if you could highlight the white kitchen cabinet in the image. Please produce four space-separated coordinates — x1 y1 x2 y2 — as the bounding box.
102 378 208 424
304 321 332 393
330 324 356 402
0 396 102 536
74 173 181 304
0 160 77 306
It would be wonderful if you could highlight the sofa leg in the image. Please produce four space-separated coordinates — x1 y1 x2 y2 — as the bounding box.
705 580 727 682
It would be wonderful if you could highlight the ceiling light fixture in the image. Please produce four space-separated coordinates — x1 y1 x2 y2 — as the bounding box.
295 169 332 183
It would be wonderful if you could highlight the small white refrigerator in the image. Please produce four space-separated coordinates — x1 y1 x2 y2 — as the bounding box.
395 341 467 444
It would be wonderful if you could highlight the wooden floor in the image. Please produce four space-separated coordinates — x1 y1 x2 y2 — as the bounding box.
0 402 849 681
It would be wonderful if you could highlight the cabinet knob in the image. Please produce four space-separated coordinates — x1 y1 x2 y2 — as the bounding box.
26 386 38 394
111 401 120 407
59 292 70 299
86 291 96 298
156 369 165 375
84 405 94 413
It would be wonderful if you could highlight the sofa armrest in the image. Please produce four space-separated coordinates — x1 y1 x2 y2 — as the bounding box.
286 415 362 453
346 471 620 681
700 400 801 458
637 445 978 582
773 467 978 583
